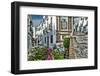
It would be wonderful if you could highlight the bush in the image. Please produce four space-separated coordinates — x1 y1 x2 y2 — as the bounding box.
28 47 47 61
63 37 70 48
52 49 64 59
63 37 70 59
28 47 65 61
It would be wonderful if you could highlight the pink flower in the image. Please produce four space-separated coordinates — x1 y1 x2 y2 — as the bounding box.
47 48 54 60
47 54 53 60
47 48 52 52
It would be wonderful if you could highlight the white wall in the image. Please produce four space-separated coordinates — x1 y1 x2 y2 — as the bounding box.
0 0 99 76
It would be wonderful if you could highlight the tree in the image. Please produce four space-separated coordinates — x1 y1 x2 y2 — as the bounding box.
63 37 70 59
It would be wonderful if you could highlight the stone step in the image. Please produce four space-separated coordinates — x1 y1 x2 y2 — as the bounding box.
72 36 88 58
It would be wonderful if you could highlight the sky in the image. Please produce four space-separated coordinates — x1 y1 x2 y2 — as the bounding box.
32 15 43 27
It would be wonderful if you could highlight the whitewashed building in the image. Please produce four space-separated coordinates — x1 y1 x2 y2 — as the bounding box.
35 16 56 48
73 17 88 34
27 15 33 52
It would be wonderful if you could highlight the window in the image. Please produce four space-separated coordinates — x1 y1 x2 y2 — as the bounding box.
45 37 46 43
61 19 67 29
51 35 53 43
60 17 67 30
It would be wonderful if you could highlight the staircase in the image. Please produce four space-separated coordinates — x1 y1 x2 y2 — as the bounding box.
73 35 88 58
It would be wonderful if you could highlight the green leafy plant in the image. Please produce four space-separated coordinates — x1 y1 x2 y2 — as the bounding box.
63 37 70 48
28 47 47 61
63 37 70 59
52 49 64 59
